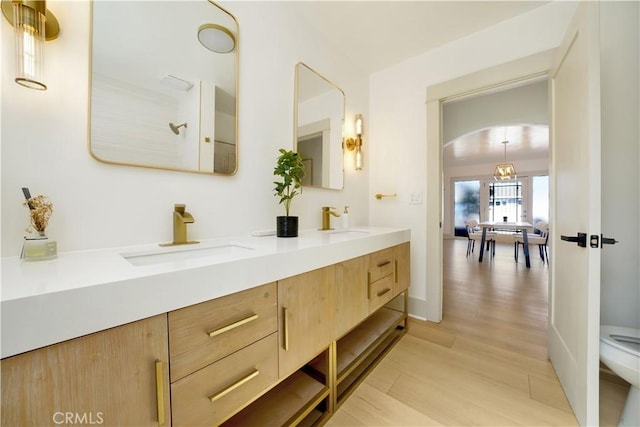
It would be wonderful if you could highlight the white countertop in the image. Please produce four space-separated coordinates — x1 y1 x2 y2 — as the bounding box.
1 227 410 358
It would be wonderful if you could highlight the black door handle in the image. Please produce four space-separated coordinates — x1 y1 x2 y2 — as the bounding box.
601 234 619 246
560 232 587 247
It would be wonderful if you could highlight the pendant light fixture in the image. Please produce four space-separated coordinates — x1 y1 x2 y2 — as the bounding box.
1 0 60 90
494 139 517 181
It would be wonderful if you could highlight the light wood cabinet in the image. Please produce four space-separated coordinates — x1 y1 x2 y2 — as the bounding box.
333 256 369 339
368 274 395 312
1 242 410 427
223 267 336 427
308 306 406 405
171 333 278 426
310 244 411 408
278 265 334 379
167 282 278 426
222 244 411 424
394 242 410 295
222 368 329 426
0 314 170 427
168 282 277 382
367 247 395 284
367 247 397 313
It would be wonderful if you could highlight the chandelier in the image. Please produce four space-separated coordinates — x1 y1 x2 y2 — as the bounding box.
493 140 516 181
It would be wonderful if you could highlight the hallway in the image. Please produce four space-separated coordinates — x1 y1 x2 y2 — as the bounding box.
328 239 627 426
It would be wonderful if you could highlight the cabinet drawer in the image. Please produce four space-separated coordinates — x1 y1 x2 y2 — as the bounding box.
171 333 278 427
368 248 394 283
368 274 395 312
169 282 277 381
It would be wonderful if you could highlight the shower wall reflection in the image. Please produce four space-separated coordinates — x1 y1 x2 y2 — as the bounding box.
89 1 238 175
91 75 207 170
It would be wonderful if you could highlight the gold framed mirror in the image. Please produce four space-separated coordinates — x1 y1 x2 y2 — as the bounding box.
294 62 345 190
89 1 238 175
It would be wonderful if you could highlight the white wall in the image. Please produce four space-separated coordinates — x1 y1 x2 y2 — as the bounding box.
599 1 640 329
0 1 369 256
443 79 548 144
368 1 577 320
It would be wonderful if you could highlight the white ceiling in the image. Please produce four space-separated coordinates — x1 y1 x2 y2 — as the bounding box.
443 124 549 167
287 1 549 74
442 79 549 167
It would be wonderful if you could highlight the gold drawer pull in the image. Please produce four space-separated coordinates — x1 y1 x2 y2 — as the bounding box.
394 259 398 283
155 360 166 426
209 370 260 403
377 288 391 297
376 260 391 268
283 307 289 351
207 314 259 338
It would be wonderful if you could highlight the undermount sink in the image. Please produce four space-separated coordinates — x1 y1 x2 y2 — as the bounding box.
122 244 254 266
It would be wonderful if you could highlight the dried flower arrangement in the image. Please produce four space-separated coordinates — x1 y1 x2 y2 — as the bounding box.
23 195 54 235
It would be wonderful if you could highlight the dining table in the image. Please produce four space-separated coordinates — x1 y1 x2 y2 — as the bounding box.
478 221 534 267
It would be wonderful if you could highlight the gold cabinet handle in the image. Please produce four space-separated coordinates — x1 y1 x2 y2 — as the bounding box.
207 314 259 338
376 260 391 268
394 259 398 283
377 288 391 297
209 370 260 403
283 307 289 351
155 360 166 426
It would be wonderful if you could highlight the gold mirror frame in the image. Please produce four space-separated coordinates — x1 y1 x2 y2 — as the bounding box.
88 1 239 175
294 62 345 190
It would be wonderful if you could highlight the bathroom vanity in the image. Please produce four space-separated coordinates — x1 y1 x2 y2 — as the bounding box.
1 227 410 426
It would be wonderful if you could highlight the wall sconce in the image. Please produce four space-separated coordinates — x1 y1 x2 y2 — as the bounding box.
1 0 60 90
345 114 364 170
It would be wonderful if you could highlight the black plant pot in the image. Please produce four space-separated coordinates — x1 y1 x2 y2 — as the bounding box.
277 216 298 238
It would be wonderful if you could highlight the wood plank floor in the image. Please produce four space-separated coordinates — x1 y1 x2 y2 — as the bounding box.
327 239 628 426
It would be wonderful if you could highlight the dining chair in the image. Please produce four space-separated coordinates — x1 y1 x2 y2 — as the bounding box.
465 219 496 258
513 222 549 263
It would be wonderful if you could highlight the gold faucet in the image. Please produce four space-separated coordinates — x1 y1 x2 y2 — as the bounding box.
160 204 199 246
320 206 341 230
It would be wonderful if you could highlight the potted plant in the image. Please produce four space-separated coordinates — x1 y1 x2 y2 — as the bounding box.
273 148 305 237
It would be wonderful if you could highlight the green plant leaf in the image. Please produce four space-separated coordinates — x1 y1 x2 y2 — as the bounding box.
273 149 306 216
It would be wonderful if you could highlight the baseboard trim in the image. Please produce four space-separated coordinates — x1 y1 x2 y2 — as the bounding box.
408 297 428 320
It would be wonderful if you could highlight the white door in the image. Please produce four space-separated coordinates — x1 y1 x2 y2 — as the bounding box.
548 2 601 426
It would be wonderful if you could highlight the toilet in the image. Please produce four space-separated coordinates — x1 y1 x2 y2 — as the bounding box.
600 325 640 426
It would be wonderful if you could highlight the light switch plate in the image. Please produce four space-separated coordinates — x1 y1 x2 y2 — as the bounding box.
409 192 423 205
